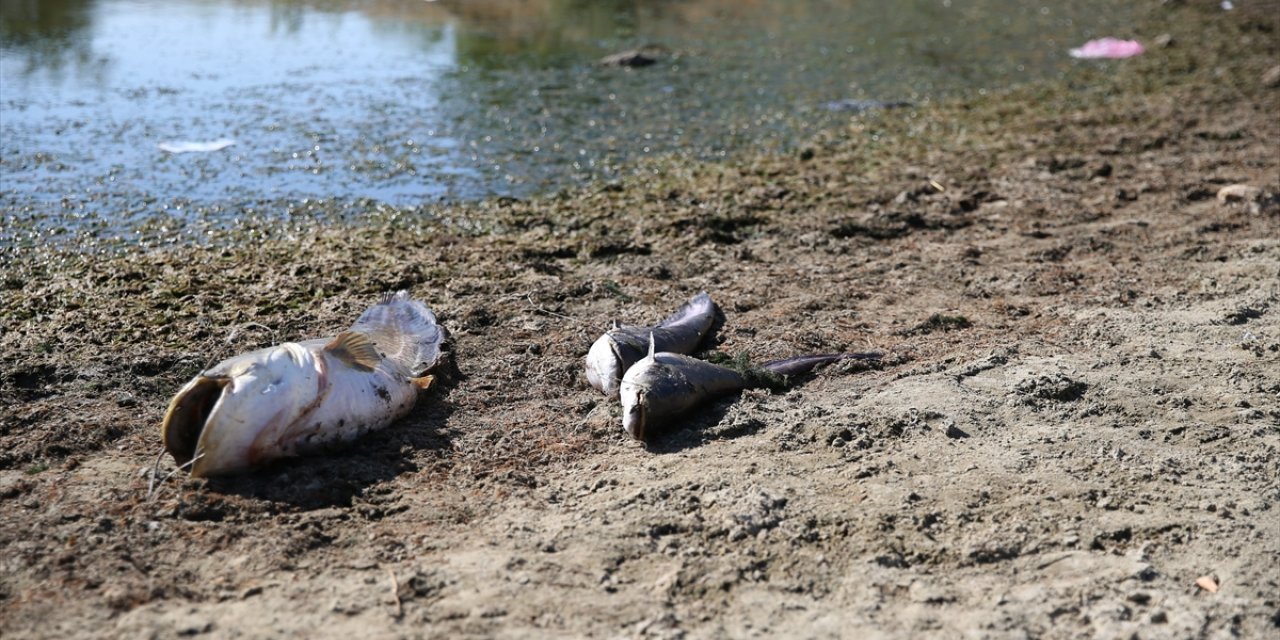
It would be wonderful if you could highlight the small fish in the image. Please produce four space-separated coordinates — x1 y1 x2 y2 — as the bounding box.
821 99 913 113
585 291 718 398
620 336 880 441
161 291 445 477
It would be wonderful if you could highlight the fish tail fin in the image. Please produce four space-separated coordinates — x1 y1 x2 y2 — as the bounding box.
351 291 445 376
657 291 717 328
760 352 882 377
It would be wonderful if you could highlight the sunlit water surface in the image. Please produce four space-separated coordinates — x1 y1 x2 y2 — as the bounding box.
0 0 1132 247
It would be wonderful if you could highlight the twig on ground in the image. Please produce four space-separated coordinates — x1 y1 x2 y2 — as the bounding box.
226 322 274 345
387 567 403 618
146 446 166 499
145 452 202 502
519 292 579 324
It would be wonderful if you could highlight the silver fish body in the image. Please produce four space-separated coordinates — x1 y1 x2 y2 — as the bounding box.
585 292 718 398
161 291 444 477
619 342 883 442
619 349 747 442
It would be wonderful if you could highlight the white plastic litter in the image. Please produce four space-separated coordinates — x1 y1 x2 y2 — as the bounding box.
1069 38 1144 59
157 138 236 154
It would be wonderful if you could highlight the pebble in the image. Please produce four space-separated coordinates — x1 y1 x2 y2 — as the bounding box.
0 476 34 500
177 620 213 636
1263 64 1280 88
1216 184 1262 205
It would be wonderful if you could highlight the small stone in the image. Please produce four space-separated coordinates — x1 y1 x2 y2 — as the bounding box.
115 392 137 407
1216 184 1262 205
1263 64 1280 88
330 599 364 615
0 476 33 500
1128 592 1152 605
177 621 213 636
945 424 970 439
1154 33 1175 48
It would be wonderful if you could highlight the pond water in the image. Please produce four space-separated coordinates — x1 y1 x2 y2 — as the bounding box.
0 0 1132 248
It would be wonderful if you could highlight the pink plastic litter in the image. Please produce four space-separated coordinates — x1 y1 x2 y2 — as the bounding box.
1069 38 1145 59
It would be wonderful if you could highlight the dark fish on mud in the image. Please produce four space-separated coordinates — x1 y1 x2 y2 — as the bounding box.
161 291 445 477
620 336 881 442
821 99 913 113
585 291 718 398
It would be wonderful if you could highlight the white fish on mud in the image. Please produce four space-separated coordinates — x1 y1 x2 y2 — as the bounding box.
161 291 445 477
620 336 881 442
585 291 718 398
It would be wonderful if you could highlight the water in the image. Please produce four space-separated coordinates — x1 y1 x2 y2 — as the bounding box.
0 0 1131 248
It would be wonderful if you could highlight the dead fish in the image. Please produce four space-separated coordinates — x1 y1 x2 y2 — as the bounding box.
821 99 913 113
620 336 880 441
585 291 718 398
161 291 445 477
599 44 670 67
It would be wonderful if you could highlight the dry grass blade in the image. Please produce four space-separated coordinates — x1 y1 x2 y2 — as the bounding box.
145 452 203 502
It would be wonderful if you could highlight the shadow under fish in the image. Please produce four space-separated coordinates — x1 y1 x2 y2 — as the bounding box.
619 336 881 442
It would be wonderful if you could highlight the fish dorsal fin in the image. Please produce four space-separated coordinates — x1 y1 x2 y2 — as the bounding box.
324 331 382 371
648 332 656 359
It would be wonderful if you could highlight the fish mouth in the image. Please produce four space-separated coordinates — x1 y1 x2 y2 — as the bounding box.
622 388 648 441
161 376 230 469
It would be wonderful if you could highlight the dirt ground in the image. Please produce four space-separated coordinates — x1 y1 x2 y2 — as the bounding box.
2 2 1278 638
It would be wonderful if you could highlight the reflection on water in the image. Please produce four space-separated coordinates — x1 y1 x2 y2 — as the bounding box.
0 0 105 85
0 0 1132 247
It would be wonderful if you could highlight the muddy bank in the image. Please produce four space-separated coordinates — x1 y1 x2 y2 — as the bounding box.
1 1 1278 638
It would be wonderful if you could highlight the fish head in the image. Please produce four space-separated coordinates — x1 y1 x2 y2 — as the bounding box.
585 334 624 397
619 378 648 441
162 343 318 477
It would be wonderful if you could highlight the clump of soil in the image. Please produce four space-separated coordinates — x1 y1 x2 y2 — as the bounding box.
1 2 1278 638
